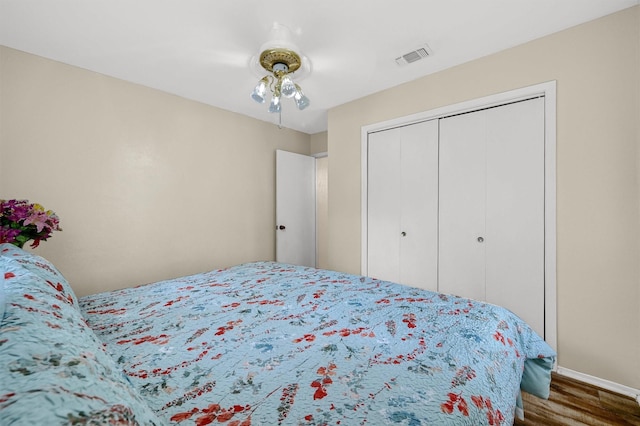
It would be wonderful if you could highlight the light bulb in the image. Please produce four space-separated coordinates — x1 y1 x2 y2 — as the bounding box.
251 77 269 104
294 85 310 110
280 75 297 98
268 94 281 113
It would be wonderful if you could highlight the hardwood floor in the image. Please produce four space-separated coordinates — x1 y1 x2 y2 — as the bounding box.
514 372 640 425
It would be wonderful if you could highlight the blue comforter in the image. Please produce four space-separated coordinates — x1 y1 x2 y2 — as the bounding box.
79 261 555 425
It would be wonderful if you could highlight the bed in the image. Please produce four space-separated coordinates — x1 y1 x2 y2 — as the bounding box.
1 243 555 425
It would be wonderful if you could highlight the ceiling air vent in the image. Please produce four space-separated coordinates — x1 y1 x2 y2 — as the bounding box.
395 44 432 66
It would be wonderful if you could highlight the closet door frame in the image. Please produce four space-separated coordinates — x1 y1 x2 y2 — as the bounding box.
360 80 557 351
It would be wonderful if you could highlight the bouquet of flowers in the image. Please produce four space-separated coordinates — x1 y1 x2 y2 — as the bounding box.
0 199 62 248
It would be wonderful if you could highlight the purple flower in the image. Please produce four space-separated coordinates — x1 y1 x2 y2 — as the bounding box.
0 199 62 248
0 226 21 244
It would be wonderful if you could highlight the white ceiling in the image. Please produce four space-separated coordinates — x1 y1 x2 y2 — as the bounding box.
1 1 638 134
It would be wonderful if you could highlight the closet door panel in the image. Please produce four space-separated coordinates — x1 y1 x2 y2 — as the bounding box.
367 121 439 289
485 98 545 336
438 112 487 300
400 120 439 291
367 131 401 283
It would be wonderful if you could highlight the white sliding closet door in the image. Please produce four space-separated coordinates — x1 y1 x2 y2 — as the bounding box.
438 111 487 302
439 98 545 336
485 99 545 333
367 120 439 290
367 132 401 280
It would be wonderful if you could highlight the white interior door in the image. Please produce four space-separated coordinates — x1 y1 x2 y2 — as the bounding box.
276 150 316 267
367 130 402 282
439 111 487 301
398 120 439 290
367 120 439 290
485 98 545 336
439 98 545 337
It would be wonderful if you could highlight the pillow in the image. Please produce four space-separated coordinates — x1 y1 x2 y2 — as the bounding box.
0 256 165 425
521 356 555 399
0 269 5 323
0 243 79 309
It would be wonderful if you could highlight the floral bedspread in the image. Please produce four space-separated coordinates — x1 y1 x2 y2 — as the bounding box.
0 244 164 425
79 262 555 425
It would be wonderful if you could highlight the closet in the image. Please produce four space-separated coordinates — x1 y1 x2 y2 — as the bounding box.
365 97 546 337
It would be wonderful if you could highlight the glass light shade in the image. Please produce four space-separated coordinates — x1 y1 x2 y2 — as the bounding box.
268 94 281 113
280 75 297 98
251 77 268 104
294 85 310 110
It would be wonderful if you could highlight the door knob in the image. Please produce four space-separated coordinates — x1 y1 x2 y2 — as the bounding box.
477 236 484 242
278 225 286 230
401 231 407 237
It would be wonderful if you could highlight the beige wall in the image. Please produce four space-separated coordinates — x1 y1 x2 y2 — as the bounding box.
310 131 328 155
0 46 311 297
327 7 640 390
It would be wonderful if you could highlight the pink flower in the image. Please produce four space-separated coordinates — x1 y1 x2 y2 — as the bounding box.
0 199 62 248
23 210 51 233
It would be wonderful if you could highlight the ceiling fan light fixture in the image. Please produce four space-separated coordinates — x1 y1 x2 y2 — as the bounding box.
250 46 310 115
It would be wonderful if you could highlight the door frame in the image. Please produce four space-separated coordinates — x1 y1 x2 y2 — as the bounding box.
360 80 557 351
313 152 328 269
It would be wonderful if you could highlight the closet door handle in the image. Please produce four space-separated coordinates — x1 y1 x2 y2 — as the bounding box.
401 231 407 237
477 236 484 242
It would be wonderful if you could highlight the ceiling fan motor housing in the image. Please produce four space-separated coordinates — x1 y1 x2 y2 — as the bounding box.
259 48 301 74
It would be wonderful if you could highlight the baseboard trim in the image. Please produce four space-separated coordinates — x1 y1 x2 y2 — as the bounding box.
556 366 640 405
